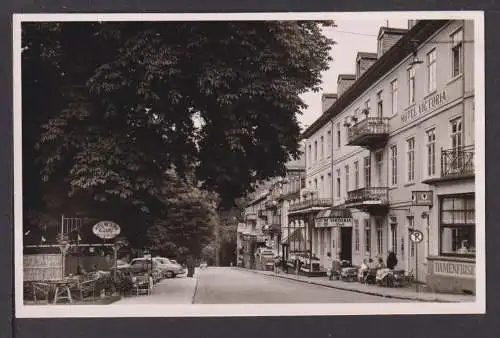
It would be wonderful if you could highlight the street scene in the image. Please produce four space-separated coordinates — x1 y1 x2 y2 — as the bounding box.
17 15 479 310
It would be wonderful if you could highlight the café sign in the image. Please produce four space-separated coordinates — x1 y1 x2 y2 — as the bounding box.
92 221 121 239
315 217 353 228
401 90 448 124
433 260 475 279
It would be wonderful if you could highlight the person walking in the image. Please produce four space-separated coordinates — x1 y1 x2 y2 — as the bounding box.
186 255 195 278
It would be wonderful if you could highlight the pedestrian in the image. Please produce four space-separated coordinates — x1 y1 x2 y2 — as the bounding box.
186 255 195 278
376 257 386 269
386 251 398 270
325 252 333 280
274 256 281 275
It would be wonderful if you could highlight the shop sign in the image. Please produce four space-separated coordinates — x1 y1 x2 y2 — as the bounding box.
401 90 447 124
315 217 352 228
92 221 121 239
411 191 433 206
433 260 475 279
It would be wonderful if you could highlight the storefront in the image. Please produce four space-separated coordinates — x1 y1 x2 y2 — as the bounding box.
313 208 352 267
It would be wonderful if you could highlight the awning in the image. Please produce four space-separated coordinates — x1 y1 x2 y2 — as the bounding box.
281 228 305 244
315 207 352 219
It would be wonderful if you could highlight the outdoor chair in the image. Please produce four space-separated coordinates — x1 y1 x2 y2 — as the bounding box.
77 278 97 301
32 282 51 304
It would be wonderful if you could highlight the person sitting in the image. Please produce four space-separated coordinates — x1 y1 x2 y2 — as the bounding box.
457 240 469 254
376 257 386 269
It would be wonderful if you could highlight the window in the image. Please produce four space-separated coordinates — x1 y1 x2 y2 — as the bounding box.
354 108 360 120
406 138 415 182
336 169 341 198
427 49 437 92
320 176 324 196
354 161 359 189
327 173 332 197
337 123 341 148
390 145 398 186
451 118 463 149
377 90 383 118
320 136 324 159
345 165 350 194
408 67 416 104
365 99 370 113
375 151 384 187
390 219 398 254
391 79 398 115
426 128 436 177
314 141 318 162
308 144 312 166
451 29 464 77
440 194 475 257
327 131 332 157
354 219 360 252
314 178 318 190
364 220 371 253
308 180 312 188
376 219 383 255
364 156 371 188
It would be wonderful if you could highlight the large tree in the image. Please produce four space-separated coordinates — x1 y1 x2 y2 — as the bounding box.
22 21 334 245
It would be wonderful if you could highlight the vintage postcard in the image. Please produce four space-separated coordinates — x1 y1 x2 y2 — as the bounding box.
13 11 485 318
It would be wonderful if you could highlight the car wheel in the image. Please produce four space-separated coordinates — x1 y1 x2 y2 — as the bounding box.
165 271 174 278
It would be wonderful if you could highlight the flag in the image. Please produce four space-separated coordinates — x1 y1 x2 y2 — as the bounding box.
77 234 82 241
24 230 30 236
41 235 46 243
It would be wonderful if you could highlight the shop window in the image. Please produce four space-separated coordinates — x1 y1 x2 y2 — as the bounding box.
440 195 475 257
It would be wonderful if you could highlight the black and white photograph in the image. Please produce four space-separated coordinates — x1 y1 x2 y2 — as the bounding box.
13 11 485 317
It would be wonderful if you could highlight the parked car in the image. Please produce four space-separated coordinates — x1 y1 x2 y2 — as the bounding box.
127 258 164 282
152 257 185 278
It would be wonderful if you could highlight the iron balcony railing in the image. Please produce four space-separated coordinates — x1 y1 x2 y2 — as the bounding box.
289 198 333 212
345 187 389 205
441 145 475 178
347 117 390 144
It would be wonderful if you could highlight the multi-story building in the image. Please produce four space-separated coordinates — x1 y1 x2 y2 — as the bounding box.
302 20 476 294
240 154 306 269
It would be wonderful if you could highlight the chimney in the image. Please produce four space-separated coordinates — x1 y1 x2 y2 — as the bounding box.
377 27 408 58
321 93 338 113
355 52 378 79
337 74 356 97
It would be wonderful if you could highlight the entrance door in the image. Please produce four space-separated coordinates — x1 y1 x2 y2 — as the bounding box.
340 227 353 262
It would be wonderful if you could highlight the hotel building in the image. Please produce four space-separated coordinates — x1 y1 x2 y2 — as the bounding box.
302 20 476 294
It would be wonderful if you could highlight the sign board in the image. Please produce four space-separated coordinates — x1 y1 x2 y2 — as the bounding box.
92 221 121 239
409 230 424 243
315 217 352 228
401 90 447 124
265 239 275 248
412 191 433 206
433 260 475 279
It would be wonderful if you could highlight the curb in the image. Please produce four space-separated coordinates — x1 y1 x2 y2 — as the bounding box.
233 267 461 303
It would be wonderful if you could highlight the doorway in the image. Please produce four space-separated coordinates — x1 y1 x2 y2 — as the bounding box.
340 227 353 262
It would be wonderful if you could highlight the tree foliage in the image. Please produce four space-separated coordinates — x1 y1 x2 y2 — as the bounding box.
22 21 334 248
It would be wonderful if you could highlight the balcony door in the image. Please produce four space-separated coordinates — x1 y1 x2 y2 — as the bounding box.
450 117 463 173
375 150 384 187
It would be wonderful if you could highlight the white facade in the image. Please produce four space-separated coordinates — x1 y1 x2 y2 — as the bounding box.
303 20 476 292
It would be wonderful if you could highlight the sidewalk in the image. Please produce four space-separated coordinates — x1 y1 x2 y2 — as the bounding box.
235 267 475 303
111 269 199 305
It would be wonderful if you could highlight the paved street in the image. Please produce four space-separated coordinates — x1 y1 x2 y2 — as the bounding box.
193 267 414 303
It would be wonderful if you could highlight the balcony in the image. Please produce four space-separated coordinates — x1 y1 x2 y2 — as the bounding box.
347 117 390 149
423 145 475 185
245 211 257 220
288 198 333 212
441 145 475 178
345 187 389 215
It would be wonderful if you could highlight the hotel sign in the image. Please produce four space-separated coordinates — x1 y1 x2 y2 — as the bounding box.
401 90 448 124
433 260 475 279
